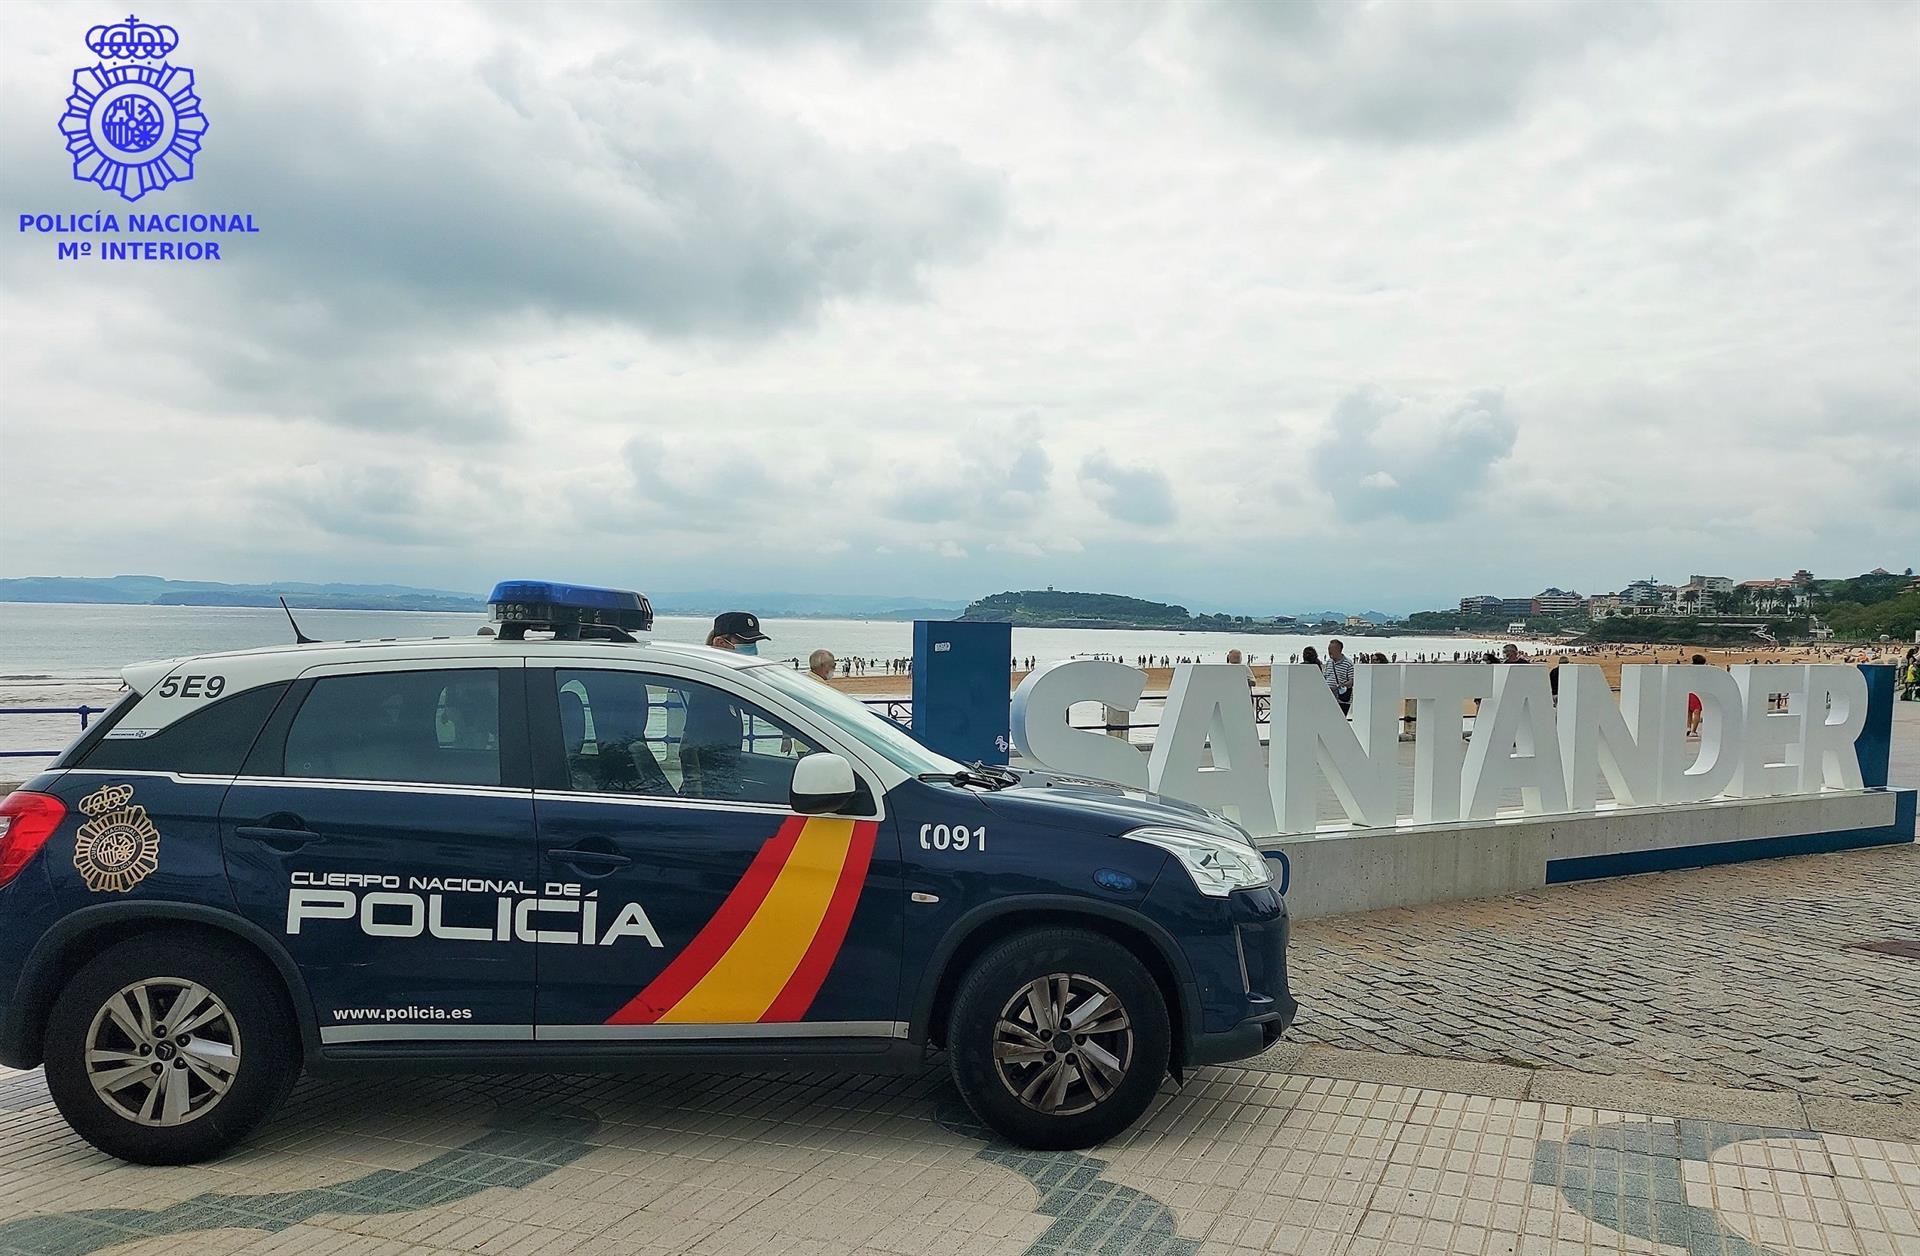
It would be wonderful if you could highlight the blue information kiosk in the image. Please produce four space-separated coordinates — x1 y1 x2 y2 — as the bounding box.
911 620 1013 765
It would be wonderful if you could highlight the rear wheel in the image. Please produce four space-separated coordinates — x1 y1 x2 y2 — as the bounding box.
44 935 297 1164
947 927 1171 1149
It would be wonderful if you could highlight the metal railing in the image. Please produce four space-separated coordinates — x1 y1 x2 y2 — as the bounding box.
0 705 102 760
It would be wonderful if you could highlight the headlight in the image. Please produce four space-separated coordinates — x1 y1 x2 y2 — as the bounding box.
1123 826 1272 898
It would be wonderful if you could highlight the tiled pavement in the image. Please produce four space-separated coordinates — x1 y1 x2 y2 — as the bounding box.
1288 843 1920 1102
1 1052 1917 1256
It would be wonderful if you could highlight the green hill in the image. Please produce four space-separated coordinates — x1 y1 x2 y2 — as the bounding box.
959 589 1301 632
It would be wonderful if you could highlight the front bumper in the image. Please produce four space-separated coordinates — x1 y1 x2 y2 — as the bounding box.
1177 883 1298 1066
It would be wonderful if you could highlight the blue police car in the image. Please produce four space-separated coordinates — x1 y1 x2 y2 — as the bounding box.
0 582 1295 1163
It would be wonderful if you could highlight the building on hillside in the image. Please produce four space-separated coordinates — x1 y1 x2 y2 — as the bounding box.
1531 588 1585 616
1459 595 1501 615
1588 594 1623 620
1738 577 1807 611
1498 597 1535 619
1688 575 1735 593
1621 578 1664 606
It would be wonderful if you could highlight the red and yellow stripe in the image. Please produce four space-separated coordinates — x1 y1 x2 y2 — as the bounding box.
606 816 878 1025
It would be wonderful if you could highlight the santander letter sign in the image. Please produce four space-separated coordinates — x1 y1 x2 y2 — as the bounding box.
1010 662 1870 838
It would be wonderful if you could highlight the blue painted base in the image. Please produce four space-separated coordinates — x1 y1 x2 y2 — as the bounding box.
1545 788 1917 884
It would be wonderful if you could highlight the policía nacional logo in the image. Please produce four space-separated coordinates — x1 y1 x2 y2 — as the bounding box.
73 784 162 893
58 14 208 203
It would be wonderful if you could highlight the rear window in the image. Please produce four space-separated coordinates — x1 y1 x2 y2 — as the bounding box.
79 684 290 776
281 669 501 786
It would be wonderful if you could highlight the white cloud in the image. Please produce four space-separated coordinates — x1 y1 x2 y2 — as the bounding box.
0 0 1913 610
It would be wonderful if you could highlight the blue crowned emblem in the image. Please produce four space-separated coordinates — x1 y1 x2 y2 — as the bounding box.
58 14 207 202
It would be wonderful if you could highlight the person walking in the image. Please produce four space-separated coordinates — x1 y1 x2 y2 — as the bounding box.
1686 654 1707 738
1324 639 1354 715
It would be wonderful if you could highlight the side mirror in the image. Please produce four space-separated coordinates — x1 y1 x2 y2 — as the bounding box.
790 752 858 815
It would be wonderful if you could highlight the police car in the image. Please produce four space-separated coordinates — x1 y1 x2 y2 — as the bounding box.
0 582 1294 1163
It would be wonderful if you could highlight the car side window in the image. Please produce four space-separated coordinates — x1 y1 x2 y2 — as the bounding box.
79 683 290 776
282 670 501 786
553 669 817 805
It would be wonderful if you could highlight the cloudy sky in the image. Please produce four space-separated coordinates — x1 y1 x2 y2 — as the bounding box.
1 0 1914 613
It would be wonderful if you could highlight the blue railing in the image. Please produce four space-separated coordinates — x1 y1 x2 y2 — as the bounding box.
0 706 103 759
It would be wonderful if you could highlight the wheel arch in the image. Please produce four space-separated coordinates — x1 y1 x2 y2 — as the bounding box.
6 903 317 1070
913 896 1200 1074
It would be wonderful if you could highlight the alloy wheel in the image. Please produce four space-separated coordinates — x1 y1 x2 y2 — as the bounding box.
992 972 1134 1116
83 978 242 1127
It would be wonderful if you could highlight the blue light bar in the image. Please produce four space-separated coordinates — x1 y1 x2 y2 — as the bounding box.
488 579 654 638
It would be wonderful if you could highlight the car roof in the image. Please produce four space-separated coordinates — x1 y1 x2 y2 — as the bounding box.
121 634 765 692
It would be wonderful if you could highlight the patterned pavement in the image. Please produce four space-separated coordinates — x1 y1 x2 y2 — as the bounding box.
1288 843 1920 1103
1 1051 1917 1256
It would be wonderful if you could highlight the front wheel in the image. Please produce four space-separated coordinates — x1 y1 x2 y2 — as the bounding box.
946 927 1171 1149
43 935 298 1164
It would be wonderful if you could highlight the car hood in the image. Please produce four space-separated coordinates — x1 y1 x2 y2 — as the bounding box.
977 767 1254 844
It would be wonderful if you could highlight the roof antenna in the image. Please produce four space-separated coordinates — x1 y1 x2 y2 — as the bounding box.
279 597 319 645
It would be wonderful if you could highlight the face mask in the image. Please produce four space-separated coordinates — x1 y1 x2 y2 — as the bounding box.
735 641 759 656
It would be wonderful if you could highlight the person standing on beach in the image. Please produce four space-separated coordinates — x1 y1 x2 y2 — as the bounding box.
1686 654 1707 738
1324 639 1354 715
1226 648 1255 692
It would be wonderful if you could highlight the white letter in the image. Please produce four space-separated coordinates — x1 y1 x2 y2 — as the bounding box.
286 889 354 935
1800 664 1868 791
1147 664 1276 833
1268 663 1400 833
1558 665 1663 810
1730 665 1808 798
427 893 494 942
514 898 579 945
360 891 425 938
1463 666 1568 819
599 901 664 947
1659 665 1743 803
1402 665 1494 824
1011 660 1148 787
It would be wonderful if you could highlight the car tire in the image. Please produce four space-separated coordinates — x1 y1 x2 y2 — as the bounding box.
43 934 298 1164
947 926 1171 1150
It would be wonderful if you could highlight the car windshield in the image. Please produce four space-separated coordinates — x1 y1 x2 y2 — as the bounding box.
752 663 964 777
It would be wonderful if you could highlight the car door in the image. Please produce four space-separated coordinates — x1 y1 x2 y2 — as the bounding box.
219 660 538 1048
528 664 904 1045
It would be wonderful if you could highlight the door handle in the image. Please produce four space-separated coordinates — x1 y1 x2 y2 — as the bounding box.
547 848 632 874
233 825 322 852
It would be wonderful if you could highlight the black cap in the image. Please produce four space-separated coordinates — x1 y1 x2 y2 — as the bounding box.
712 611 770 642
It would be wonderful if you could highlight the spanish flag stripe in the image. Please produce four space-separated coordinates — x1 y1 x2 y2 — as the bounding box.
760 820 879 1023
657 817 857 1023
604 814 806 1025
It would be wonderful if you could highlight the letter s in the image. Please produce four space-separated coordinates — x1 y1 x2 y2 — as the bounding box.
1011 661 1148 787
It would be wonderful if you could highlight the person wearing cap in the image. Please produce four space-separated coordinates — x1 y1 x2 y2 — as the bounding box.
685 612 770 797
707 611 770 655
